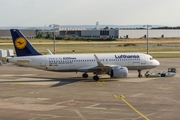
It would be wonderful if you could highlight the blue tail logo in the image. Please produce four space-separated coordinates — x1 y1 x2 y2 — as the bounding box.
10 29 42 57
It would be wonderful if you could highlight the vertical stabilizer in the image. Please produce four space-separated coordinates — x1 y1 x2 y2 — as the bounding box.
10 29 41 57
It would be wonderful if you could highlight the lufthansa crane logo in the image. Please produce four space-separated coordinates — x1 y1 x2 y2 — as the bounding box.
15 37 27 49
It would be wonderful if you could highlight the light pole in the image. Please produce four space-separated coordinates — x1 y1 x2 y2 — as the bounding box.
143 25 152 54
49 24 60 54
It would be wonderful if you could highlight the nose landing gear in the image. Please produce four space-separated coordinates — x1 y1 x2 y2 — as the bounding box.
138 70 143 78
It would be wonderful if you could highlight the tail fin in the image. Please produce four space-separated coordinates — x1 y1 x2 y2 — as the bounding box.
10 29 42 57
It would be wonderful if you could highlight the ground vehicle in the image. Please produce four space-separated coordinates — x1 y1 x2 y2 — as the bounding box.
160 68 176 77
145 68 176 78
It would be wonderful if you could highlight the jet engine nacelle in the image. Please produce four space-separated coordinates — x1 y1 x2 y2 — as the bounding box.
110 67 128 78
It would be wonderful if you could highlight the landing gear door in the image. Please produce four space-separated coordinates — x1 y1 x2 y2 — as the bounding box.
41 57 46 67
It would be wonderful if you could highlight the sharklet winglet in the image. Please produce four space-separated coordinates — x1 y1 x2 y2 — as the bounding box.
47 49 53 55
94 54 104 67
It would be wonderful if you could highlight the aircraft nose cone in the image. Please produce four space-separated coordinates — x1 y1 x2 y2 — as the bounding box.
155 60 160 66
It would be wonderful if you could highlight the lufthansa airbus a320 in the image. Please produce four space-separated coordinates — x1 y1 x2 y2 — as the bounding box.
8 29 160 81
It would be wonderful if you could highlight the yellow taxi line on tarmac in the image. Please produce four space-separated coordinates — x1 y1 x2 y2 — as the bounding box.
97 79 105 83
11 82 22 85
113 95 149 120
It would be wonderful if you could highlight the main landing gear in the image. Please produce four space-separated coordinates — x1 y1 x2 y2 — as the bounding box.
138 70 143 78
82 73 100 81
93 75 99 81
82 73 88 78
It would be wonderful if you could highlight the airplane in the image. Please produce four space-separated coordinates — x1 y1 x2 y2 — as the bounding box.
7 29 160 81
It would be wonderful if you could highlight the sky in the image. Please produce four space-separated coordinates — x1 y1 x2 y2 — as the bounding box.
0 0 180 27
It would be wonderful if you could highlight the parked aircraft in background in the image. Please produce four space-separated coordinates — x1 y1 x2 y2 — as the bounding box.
8 29 160 81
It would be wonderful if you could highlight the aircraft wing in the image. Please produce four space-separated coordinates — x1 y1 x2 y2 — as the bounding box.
77 54 120 73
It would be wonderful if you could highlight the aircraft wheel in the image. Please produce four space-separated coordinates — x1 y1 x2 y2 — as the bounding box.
138 74 143 78
93 76 99 81
161 74 165 77
82 73 88 78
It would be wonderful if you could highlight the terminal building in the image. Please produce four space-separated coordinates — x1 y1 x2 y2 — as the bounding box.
58 29 119 38
118 29 180 38
57 29 180 39
1 28 180 39
0 29 35 39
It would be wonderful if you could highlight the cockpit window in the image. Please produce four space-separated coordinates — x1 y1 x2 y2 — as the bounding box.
150 57 154 60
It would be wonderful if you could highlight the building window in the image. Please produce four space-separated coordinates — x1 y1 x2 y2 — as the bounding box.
100 31 109 35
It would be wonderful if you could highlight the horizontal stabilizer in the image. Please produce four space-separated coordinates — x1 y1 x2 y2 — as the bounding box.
17 59 31 63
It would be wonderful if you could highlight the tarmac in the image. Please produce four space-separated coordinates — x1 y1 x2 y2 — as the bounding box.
0 58 179 120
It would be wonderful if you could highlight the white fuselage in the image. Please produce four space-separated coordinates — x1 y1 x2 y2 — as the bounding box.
8 53 159 72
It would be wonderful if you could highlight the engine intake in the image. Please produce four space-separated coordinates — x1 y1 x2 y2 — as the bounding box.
110 67 128 78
